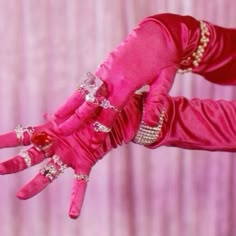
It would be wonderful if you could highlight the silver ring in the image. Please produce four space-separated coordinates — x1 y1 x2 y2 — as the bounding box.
40 163 58 181
78 72 103 95
19 149 32 168
100 98 120 112
15 125 35 145
40 154 67 181
85 93 99 104
93 121 111 133
52 155 68 173
74 173 89 182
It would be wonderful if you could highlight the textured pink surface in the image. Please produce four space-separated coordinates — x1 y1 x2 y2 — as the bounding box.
0 1 236 236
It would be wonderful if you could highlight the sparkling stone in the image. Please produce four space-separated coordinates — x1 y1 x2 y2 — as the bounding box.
31 131 53 148
100 99 110 108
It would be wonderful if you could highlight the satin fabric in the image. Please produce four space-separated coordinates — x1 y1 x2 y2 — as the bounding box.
0 94 142 218
144 13 236 84
95 13 236 128
149 95 236 151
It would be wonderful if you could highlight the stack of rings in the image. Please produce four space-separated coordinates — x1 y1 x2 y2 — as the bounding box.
78 72 120 133
40 154 68 182
15 125 35 145
19 149 32 168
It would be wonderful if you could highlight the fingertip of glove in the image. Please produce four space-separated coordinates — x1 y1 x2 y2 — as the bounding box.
69 210 80 219
16 191 28 200
0 165 7 175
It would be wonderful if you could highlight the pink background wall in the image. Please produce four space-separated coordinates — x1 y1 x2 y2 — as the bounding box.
0 1 235 235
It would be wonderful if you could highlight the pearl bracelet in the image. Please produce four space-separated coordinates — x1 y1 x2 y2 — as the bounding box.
178 20 210 73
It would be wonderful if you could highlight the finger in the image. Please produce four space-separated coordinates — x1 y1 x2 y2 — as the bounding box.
55 72 107 121
17 173 50 200
0 132 21 148
0 124 48 149
0 147 46 174
143 66 177 125
0 126 35 148
58 94 121 137
58 101 101 135
54 90 85 119
17 156 67 199
68 178 88 219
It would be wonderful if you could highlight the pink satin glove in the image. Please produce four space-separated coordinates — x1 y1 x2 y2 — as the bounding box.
54 12 236 137
133 93 236 151
54 18 179 137
0 94 142 219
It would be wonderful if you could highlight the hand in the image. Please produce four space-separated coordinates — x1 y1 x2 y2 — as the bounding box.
54 19 179 137
0 94 143 219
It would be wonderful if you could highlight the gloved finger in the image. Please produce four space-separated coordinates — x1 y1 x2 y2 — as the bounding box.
143 65 177 125
58 94 120 136
17 155 67 199
54 72 105 120
0 126 35 148
58 101 101 135
0 147 46 174
54 90 85 119
0 124 50 149
17 173 50 199
68 177 89 219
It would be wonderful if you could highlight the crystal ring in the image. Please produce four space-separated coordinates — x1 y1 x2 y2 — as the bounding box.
40 155 67 181
99 98 120 112
74 173 89 182
40 163 58 181
93 121 111 133
85 93 99 105
15 125 35 145
52 155 67 173
19 149 32 168
78 72 103 95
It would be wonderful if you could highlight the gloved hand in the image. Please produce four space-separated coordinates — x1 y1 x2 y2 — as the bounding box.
0 94 143 219
54 18 180 137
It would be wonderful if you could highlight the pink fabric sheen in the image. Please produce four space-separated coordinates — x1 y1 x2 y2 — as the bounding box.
69 180 88 219
0 132 20 148
0 94 143 218
1 1 236 235
17 173 50 200
95 19 178 108
94 13 236 128
0 148 45 174
56 13 236 135
54 90 85 119
145 13 236 84
149 96 236 151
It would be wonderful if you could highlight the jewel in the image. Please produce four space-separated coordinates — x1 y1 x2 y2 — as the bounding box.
31 131 54 149
85 93 97 103
100 99 110 108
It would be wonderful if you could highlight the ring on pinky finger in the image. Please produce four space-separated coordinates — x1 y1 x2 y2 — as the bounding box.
74 173 89 182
